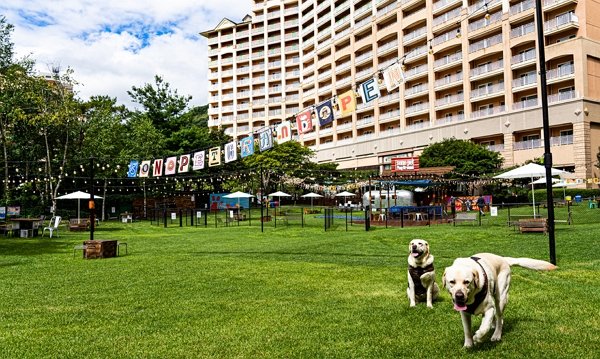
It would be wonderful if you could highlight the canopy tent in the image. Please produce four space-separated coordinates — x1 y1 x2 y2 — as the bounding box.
553 181 578 199
494 163 566 216
530 177 560 185
223 191 253 208
301 192 323 209
56 191 102 222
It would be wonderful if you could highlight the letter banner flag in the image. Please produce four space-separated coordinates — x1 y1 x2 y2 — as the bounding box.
224 141 237 163
127 160 139 178
259 128 273 152
192 151 205 171
208 147 221 167
316 100 334 127
383 62 405 92
338 90 357 116
139 160 151 177
276 121 292 144
295 109 313 134
178 154 190 173
153 158 164 177
240 136 255 158
165 156 177 175
358 77 381 104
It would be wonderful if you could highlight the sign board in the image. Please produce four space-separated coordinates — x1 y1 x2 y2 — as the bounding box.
391 157 420 172
490 206 498 217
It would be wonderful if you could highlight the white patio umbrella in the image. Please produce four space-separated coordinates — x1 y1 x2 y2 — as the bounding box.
301 192 323 209
56 191 102 222
335 191 356 207
494 163 566 216
268 191 291 216
223 191 254 208
530 177 560 185
553 181 578 199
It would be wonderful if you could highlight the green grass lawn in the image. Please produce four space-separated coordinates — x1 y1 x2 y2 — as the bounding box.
0 210 599 358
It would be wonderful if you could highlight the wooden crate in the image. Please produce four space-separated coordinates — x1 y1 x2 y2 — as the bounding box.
84 240 118 259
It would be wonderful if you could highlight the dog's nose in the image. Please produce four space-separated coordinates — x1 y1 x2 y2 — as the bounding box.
455 292 465 300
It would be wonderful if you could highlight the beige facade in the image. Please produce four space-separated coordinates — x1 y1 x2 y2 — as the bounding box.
202 0 600 182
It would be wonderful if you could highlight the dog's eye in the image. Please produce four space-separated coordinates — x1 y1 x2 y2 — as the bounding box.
463 280 470 285
449 280 455 285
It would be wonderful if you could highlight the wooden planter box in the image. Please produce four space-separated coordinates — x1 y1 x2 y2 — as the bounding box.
84 240 118 259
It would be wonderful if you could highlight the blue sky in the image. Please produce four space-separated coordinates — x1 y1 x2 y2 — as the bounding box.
0 0 250 108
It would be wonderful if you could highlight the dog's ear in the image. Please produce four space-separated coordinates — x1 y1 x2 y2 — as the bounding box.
442 269 447 289
472 269 480 289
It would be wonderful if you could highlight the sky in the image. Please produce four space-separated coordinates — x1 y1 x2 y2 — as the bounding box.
0 0 250 108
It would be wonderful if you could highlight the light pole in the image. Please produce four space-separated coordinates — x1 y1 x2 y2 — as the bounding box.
534 0 556 265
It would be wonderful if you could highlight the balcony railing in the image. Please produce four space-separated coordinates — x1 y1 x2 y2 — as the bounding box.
434 52 462 68
469 33 503 53
404 27 427 43
510 22 535 38
514 138 543 150
470 105 506 119
468 11 502 32
512 97 538 110
510 0 535 15
547 64 575 80
405 45 428 59
435 93 464 107
433 0 461 12
405 102 430 114
548 89 577 103
435 72 463 88
550 134 574 146
404 64 428 79
544 13 578 32
511 48 536 65
470 59 503 78
432 7 462 27
512 73 537 88
470 82 505 99
432 29 460 46
405 84 429 97
405 121 428 131
435 113 465 125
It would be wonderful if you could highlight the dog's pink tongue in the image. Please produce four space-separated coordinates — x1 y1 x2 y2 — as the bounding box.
411 252 419 257
454 303 467 311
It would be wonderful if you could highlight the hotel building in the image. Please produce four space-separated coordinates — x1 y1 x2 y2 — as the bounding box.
202 0 600 182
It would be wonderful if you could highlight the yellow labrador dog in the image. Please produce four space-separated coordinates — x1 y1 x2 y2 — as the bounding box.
442 253 556 347
407 239 439 308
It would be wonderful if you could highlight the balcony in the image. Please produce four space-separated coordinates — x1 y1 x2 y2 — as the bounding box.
512 97 538 110
405 121 428 131
378 40 399 56
544 13 579 34
435 113 465 125
404 64 428 80
432 7 462 28
405 102 430 116
355 3 373 19
435 72 463 89
433 51 462 69
379 109 401 122
405 84 429 98
404 26 427 46
510 22 535 39
511 48 536 68
543 0 579 12
470 105 506 119
510 0 535 16
432 0 462 15
550 134 574 146
355 51 373 66
470 82 505 99
376 2 399 18
546 64 575 83
468 0 501 15
514 138 543 150
512 73 537 90
432 29 460 47
379 91 400 104
435 93 464 108
469 33 503 53
470 59 503 80
405 44 428 61
468 12 502 33
355 68 372 81
548 89 577 103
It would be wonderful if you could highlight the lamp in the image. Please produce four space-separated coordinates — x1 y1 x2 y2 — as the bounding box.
428 39 434 55
456 24 461 38
484 4 491 20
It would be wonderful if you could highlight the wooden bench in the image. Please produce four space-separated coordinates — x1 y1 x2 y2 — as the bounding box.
69 219 89 231
519 218 548 234
453 212 478 225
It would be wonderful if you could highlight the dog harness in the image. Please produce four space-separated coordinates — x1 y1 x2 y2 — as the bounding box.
466 256 490 314
408 264 434 296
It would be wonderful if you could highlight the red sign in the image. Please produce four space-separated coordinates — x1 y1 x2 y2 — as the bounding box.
391 157 420 172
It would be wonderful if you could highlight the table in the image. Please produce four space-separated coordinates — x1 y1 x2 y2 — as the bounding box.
83 240 118 259
9 218 44 237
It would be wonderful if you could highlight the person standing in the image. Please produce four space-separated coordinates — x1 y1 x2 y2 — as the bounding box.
477 195 486 216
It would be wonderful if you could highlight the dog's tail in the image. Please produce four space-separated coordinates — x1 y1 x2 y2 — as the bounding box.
504 257 557 271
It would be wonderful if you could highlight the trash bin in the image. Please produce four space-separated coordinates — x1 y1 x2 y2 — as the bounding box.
565 195 572 201
575 195 582 203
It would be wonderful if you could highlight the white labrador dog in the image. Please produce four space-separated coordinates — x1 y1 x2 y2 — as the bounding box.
407 239 439 308
442 253 557 347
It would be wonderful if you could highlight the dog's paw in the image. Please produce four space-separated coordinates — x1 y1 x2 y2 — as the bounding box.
491 333 502 342
473 331 485 344
409 302 416 307
426 303 433 309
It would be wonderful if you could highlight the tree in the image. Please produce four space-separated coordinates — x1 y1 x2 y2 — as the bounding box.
419 137 503 177
127 75 192 135
0 16 15 69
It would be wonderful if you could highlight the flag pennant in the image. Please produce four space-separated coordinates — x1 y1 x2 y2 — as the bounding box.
337 90 357 116
358 77 381 103
139 160 151 177
165 156 177 175
224 141 237 163
383 62 405 92
208 147 221 167
127 160 139 178
259 128 273 152
276 121 292 144
316 100 335 127
295 109 313 134
192 151 205 171
153 159 164 177
240 136 255 157
178 155 190 173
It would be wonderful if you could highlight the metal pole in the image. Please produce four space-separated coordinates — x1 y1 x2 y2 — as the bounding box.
535 0 556 265
89 156 95 241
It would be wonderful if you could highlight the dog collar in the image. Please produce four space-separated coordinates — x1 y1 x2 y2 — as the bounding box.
466 256 488 314
408 264 434 296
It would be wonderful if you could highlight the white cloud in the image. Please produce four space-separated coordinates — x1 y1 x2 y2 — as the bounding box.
1 0 251 108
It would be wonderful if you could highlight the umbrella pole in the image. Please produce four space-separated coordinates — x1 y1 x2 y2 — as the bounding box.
531 179 536 217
